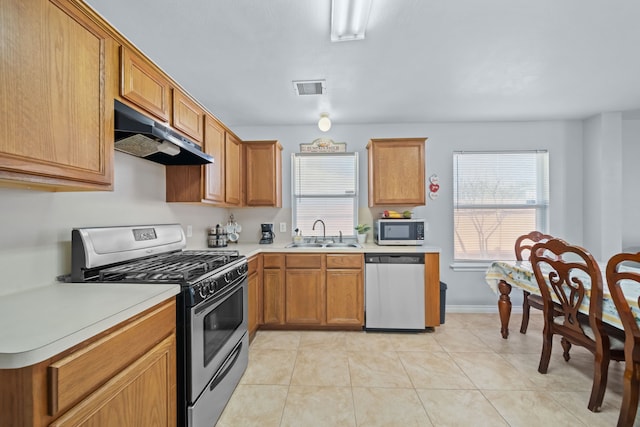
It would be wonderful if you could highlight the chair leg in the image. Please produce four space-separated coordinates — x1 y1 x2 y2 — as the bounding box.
587 351 610 412
561 337 572 362
538 327 553 374
520 291 531 334
617 361 640 427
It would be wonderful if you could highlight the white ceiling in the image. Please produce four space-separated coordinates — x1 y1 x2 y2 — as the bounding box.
86 0 640 127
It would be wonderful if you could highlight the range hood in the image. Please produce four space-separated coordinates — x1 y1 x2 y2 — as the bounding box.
114 100 214 165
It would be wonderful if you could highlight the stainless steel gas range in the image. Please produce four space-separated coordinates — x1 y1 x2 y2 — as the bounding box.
67 224 248 427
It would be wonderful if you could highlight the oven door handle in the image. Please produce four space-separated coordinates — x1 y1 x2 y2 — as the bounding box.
209 338 244 391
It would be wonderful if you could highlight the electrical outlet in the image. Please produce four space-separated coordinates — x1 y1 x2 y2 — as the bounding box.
186 225 193 237
279 222 287 233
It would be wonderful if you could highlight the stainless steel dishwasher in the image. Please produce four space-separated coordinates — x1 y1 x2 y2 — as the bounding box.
365 253 425 331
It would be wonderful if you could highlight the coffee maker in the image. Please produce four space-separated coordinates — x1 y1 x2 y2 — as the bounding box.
260 223 275 244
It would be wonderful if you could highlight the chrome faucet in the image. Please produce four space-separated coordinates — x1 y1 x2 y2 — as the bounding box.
312 219 326 243
339 230 343 242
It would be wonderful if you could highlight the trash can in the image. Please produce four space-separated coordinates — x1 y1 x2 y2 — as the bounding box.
440 281 447 324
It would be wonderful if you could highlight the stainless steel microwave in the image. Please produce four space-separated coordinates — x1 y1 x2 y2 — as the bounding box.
374 218 426 245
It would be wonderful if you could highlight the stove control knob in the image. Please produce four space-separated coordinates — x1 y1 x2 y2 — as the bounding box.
198 285 207 299
224 273 231 283
209 280 217 294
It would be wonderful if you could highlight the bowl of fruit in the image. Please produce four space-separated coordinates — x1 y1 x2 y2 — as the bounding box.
382 210 412 219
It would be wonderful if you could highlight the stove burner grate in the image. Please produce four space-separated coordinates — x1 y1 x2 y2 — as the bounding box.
98 250 239 283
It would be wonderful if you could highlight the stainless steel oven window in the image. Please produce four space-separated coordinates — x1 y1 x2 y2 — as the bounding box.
203 287 244 365
189 278 248 402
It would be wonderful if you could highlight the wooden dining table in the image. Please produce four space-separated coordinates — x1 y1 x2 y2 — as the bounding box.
484 260 639 339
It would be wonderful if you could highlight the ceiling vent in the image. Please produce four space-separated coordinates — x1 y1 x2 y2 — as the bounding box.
293 80 326 96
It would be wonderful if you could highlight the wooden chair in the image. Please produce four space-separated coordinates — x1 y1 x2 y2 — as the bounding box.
530 238 625 412
515 231 554 334
606 252 640 427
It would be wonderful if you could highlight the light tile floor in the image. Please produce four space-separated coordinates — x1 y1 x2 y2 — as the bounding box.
216 313 637 426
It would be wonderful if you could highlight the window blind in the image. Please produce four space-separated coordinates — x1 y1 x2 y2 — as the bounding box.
453 150 549 260
292 153 358 237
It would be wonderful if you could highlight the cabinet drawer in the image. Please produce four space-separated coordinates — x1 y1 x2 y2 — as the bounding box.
48 299 176 416
263 254 283 268
286 254 323 269
326 254 363 269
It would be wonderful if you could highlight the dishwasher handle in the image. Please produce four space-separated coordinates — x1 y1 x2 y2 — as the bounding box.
365 253 424 264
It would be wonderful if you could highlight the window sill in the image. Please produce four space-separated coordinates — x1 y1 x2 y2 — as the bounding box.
450 262 493 272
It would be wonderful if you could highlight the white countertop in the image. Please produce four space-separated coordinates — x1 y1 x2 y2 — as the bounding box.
0 242 438 370
0 283 180 369
209 241 441 258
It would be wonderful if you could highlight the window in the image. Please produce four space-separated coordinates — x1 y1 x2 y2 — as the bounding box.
453 150 549 261
292 153 358 237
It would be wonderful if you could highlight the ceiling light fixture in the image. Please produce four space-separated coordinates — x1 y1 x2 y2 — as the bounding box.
331 0 372 42
318 113 332 132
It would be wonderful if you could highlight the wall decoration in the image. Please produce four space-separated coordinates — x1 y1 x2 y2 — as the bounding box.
300 138 347 153
428 174 440 200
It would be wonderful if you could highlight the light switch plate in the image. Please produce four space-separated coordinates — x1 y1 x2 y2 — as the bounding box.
279 222 287 232
186 225 193 237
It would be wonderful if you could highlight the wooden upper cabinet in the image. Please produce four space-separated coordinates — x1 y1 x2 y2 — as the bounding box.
0 0 114 191
244 141 282 207
367 138 426 207
202 115 226 203
172 89 205 142
225 133 242 205
165 117 243 206
120 46 170 122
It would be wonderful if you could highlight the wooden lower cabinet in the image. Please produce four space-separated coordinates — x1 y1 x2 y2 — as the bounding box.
424 252 441 327
49 334 175 427
247 255 263 339
262 254 285 325
0 299 177 427
261 253 364 329
326 270 363 325
285 254 325 324
326 254 364 326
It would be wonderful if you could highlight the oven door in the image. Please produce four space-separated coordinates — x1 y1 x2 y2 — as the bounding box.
188 275 247 403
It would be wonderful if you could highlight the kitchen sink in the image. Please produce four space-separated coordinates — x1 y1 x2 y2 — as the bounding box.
285 243 325 248
324 243 362 248
285 242 362 249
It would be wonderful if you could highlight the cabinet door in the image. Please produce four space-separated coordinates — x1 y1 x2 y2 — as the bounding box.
248 271 259 337
285 269 325 325
172 89 204 142
425 252 441 327
203 115 225 203
326 269 364 326
121 47 170 121
367 138 426 207
244 141 282 207
263 268 284 325
0 0 114 190
225 134 242 205
49 334 176 427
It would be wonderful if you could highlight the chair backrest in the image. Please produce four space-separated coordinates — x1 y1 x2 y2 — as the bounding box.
606 252 640 344
515 231 554 261
530 238 605 337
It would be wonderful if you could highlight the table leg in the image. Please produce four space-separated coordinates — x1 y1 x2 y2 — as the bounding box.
498 279 512 339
